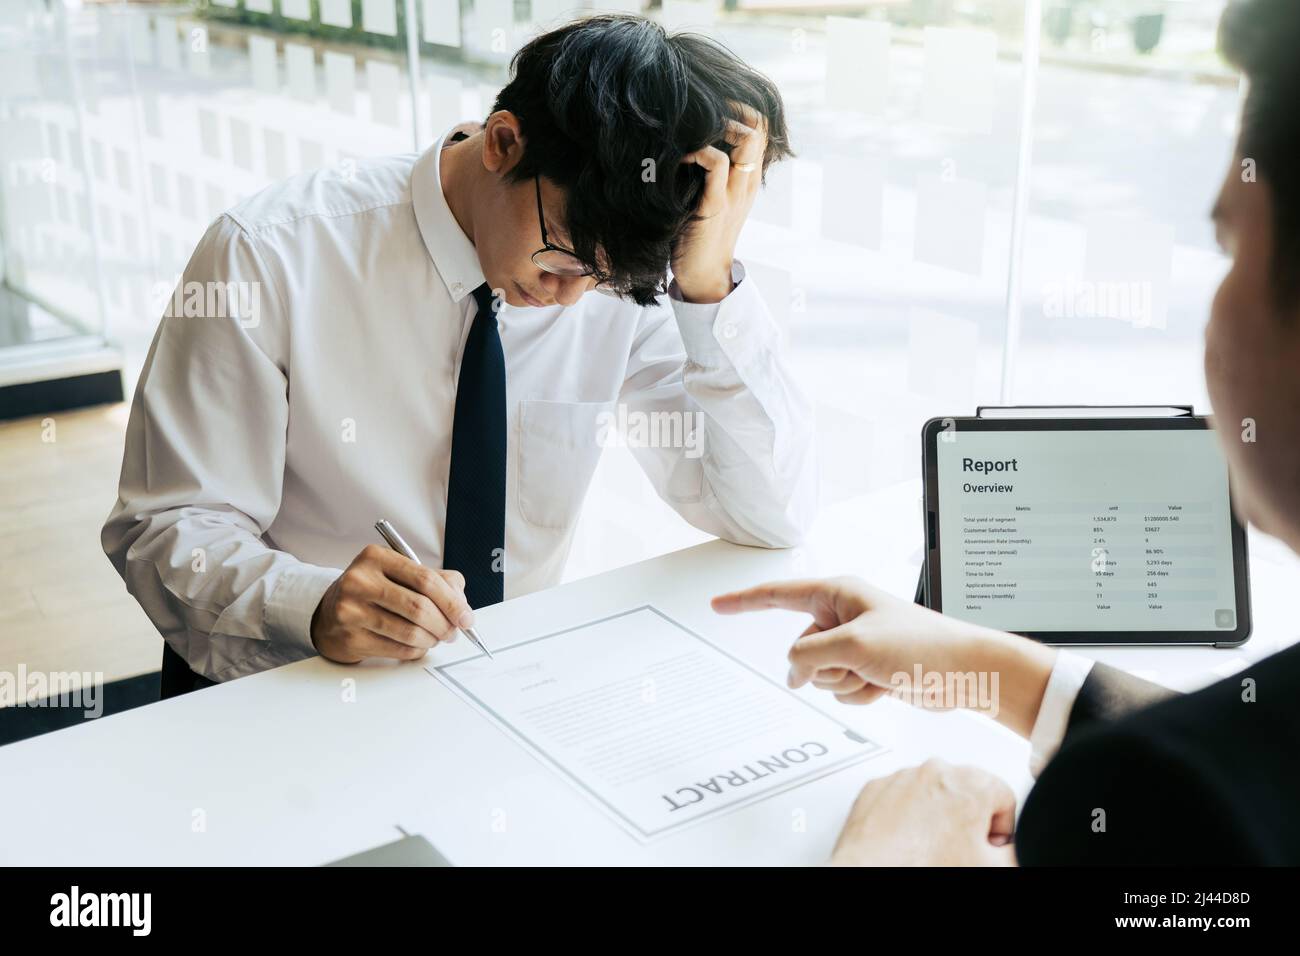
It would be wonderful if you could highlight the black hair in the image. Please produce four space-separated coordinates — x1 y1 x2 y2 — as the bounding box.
1219 0 1300 307
488 14 794 306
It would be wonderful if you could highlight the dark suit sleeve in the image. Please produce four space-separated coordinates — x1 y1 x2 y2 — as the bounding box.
1022 644 1300 865
1062 662 1178 747
1016 724 1258 865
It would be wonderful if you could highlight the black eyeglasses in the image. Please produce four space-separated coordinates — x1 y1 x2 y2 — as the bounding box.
529 175 627 293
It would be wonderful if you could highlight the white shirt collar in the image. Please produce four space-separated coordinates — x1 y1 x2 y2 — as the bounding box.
412 126 486 304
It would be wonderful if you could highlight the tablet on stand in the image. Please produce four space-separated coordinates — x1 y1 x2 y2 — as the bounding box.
915 405 1250 647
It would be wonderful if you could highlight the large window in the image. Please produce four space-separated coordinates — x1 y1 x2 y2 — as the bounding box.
0 0 1238 577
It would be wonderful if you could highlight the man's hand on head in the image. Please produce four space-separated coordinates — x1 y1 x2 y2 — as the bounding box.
310 544 474 664
671 100 769 304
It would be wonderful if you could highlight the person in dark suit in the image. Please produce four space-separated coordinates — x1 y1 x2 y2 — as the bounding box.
710 0 1300 865
1015 657 1300 865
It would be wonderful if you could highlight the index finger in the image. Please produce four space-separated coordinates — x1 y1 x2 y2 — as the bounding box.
374 551 475 629
727 101 767 165
680 143 731 214
711 579 827 616
727 100 768 143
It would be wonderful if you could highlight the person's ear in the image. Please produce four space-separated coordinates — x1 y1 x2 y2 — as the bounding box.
481 111 526 177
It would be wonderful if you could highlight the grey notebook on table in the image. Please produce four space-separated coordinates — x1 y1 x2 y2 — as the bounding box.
324 834 453 867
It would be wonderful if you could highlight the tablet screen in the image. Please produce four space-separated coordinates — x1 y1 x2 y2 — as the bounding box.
934 427 1241 634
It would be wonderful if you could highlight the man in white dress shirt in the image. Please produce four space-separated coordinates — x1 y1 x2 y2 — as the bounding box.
101 15 816 691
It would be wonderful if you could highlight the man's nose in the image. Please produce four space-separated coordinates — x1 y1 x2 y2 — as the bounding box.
542 273 594 306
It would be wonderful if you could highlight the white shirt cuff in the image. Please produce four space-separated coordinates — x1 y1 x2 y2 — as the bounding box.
667 260 744 306
1027 651 1095 778
263 563 342 658
669 261 779 370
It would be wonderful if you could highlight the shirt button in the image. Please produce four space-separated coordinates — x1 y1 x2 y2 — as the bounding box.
451 281 464 296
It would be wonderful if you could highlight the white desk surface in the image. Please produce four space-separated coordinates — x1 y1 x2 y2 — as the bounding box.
3 480 1297 866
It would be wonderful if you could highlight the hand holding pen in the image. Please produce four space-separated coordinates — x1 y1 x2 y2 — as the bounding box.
308 531 478 665
375 520 494 659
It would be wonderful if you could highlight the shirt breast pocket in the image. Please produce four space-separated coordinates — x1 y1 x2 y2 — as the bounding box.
518 399 616 530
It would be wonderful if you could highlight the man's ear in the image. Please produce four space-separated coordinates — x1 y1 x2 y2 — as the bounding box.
481 111 526 176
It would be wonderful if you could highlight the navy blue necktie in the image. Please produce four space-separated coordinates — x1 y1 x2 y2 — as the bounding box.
442 282 506 609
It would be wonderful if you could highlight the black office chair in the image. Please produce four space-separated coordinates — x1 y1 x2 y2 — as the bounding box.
160 643 217 699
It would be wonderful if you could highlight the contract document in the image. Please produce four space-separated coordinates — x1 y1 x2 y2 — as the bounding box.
426 606 887 841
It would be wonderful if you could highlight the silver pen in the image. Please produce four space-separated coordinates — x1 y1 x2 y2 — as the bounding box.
374 519 494 660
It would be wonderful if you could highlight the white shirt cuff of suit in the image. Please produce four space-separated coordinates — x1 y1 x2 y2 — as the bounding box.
667 260 745 306
1027 650 1096 778
263 563 343 658
668 261 776 368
